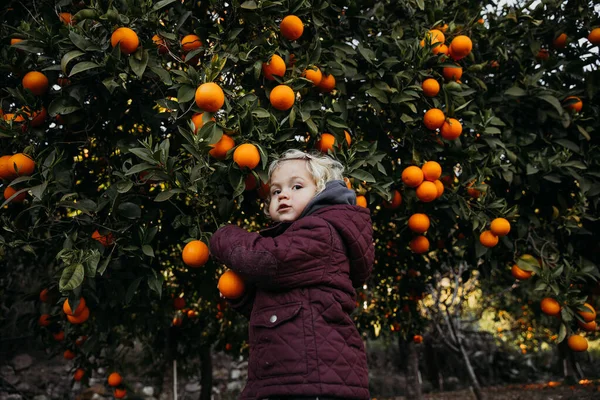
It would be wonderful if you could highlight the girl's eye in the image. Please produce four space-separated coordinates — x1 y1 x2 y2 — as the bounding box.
272 190 280 196
293 185 302 190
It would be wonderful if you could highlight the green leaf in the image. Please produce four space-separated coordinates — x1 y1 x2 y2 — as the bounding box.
366 87 388 104
240 0 258 9
576 125 591 141
147 270 163 298
504 86 526 97
117 202 142 219
30 182 47 200
98 255 111 276
154 190 184 202
116 180 133 194
348 169 376 183
150 66 173 85
142 245 155 257
68 61 100 77
538 94 564 115
252 108 271 118
85 250 101 277
557 323 567 343
59 263 85 291
177 85 196 103
48 97 81 116
61 50 85 74
152 0 176 11
129 49 149 78
125 277 143 304
560 161 586 169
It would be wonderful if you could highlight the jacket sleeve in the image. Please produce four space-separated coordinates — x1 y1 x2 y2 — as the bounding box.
225 282 256 319
209 217 333 289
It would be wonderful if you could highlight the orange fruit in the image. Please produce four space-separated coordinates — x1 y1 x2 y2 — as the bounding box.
433 180 444 198
435 24 448 33
108 372 122 387
39 288 50 302
578 320 597 332
269 84 295 111
3 113 25 123
10 38 23 45
413 335 424 344
195 82 225 113
53 331 65 341
477 18 484 24
315 133 336 153
344 131 352 147
540 297 561 316
302 66 322 86
409 236 430 254
432 43 449 55
182 240 210 267
27 107 47 127
0 155 15 180
75 336 87 346
578 303 596 322
262 54 286 81
423 108 445 130
209 134 235 160
280 15 304 41
422 29 445 46
218 270 245 299
536 48 550 60
479 230 498 248
38 314 51 327
552 33 567 49
64 349 76 360
442 65 463 81
563 96 582 113
172 316 183 326
63 297 87 316
9 153 35 176
317 74 336 92
22 71 49 96
152 34 168 54
181 34 202 52
233 143 260 169
356 195 367 208
191 112 215 134
110 27 139 55
421 161 442 181
467 181 486 198
173 297 186 310
422 79 440 97
4 186 26 203
511 264 532 280
401 166 424 188
449 35 472 59
383 190 402 209
66 307 90 324
59 12 73 25
415 181 438 202
588 28 600 45
490 218 511 236
440 118 462 140
567 335 588 352
73 369 85 381
408 213 430 233
92 230 114 246
114 389 127 399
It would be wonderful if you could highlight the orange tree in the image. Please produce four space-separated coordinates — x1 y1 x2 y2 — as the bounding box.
1 0 599 396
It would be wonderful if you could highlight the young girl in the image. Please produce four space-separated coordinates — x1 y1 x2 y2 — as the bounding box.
210 149 374 400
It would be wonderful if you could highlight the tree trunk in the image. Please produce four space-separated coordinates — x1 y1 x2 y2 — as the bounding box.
160 327 176 400
558 340 578 385
399 336 422 400
199 346 213 400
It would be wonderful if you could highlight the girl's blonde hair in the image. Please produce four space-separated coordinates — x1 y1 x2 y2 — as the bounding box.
263 149 345 214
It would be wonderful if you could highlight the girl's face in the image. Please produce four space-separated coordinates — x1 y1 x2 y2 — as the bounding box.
268 159 318 222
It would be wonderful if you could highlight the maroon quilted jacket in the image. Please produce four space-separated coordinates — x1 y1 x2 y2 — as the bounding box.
210 180 374 400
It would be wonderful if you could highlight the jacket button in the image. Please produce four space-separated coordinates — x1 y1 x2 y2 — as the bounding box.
269 314 277 323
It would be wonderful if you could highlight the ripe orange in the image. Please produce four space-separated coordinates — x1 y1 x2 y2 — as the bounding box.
421 161 442 181
479 230 498 247
433 180 444 198
39 288 50 302
442 65 463 81
540 297 561 316
209 134 235 160
233 143 260 169
262 54 286 81
356 195 368 208
59 12 73 25
280 15 304 41
9 153 35 176
64 350 76 360
108 372 122 387
27 107 47 127
218 270 245 299
315 133 336 153
191 112 215 134
63 297 87 316
302 66 323 86
110 27 139 55
4 186 26 203
10 38 23 45
173 297 186 310
317 74 336 92
435 24 448 33
408 213 430 233
511 264 532 280
423 29 445 45
467 181 486 198
423 108 445 130
114 389 127 399
53 331 65 341
344 131 352 147
409 236 430 254
195 82 225 113
536 48 550 60
383 190 402 209
181 34 202 52
589 28 600 45
422 79 440 97
38 314 51 327
433 43 449 55
402 166 424 188
449 35 472 59
440 118 462 140
152 34 168 54
578 320 597 332
172 316 183 326
73 369 85 381
0 155 15 180
490 218 511 236
269 84 295 111
3 113 25 123
92 230 114 246
567 335 588 352
578 303 596 322
563 96 582 113
22 71 49 96
552 33 567 49
413 335 424 344
416 181 438 202
182 240 210 267
75 336 87 346
67 306 89 324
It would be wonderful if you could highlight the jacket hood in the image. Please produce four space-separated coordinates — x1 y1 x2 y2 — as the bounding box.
300 179 356 218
